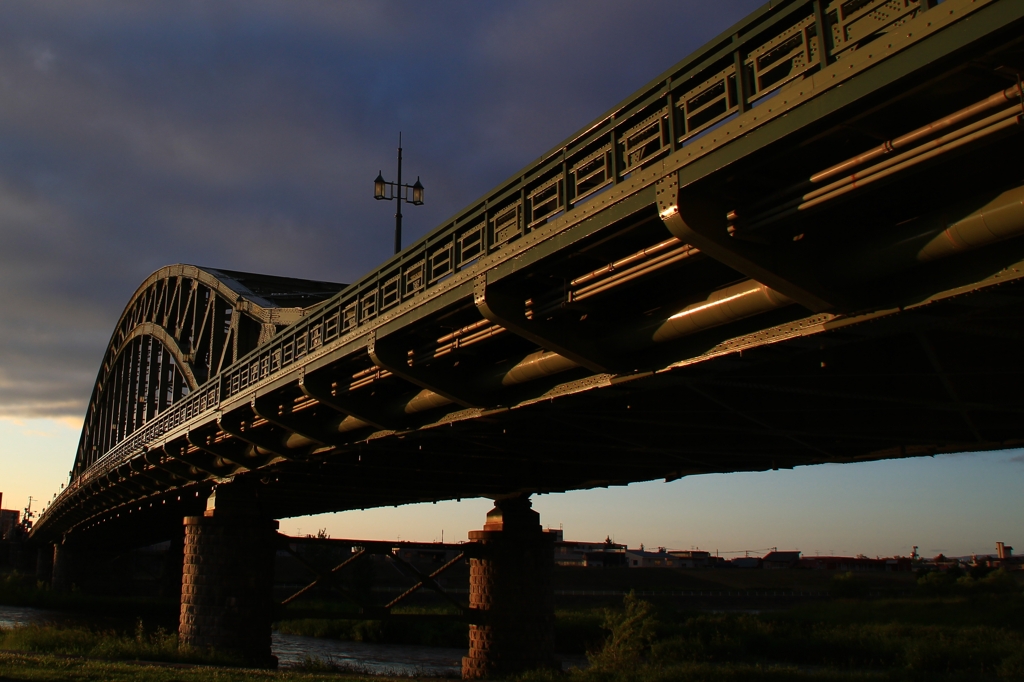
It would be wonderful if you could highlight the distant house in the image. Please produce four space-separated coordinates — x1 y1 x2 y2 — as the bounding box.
762 551 801 569
0 509 20 541
554 535 626 568
581 550 627 568
668 550 712 568
729 557 761 569
625 548 680 568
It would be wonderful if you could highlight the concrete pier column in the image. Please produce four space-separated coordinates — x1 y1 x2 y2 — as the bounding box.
51 542 75 593
179 480 278 668
462 496 556 679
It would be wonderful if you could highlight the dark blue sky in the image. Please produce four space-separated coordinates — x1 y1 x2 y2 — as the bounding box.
0 0 765 419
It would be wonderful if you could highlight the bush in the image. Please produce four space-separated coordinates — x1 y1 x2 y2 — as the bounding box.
976 568 1020 594
587 592 658 672
916 570 956 595
917 567 1021 597
831 572 868 599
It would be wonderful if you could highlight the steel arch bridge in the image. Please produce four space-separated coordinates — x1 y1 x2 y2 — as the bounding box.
34 0 1024 547
72 266 345 480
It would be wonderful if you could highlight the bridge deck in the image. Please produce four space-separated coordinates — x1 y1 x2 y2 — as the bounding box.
34 0 1024 545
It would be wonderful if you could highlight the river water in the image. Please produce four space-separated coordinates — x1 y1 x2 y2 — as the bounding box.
0 605 463 676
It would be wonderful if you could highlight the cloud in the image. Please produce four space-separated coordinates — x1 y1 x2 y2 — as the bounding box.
0 0 763 422
28 44 55 72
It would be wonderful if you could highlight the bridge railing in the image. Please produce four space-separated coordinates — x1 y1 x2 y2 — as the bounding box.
60 0 942 504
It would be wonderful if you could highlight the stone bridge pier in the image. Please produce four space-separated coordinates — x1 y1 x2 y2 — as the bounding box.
34 543 54 587
179 479 278 668
463 496 557 679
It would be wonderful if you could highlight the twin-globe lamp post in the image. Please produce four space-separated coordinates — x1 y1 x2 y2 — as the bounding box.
374 133 424 255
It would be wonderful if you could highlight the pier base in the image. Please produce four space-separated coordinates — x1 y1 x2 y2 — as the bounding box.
179 480 278 668
462 496 556 679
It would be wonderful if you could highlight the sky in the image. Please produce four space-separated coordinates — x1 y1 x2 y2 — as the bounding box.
0 0 1019 559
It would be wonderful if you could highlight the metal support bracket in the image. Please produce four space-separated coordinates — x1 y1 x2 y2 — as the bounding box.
143 445 211 482
179 432 258 474
473 275 609 373
251 393 333 446
299 370 397 431
217 409 298 461
165 440 237 479
656 174 840 312
367 329 482 408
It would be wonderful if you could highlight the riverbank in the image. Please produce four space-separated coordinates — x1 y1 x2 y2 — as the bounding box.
0 651 421 682
2 568 1022 680
4 590 1022 680
0 650 907 682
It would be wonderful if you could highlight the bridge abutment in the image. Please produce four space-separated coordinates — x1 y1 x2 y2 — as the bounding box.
179 481 277 668
462 496 556 679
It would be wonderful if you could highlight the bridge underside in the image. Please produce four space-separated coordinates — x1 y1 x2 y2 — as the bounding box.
69 263 1024 546
265 278 1024 509
35 0 1024 548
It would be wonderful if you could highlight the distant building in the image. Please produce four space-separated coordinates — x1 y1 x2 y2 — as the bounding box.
625 548 680 568
988 542 1023 570
0 490 20 541
798 556 912 572
554 535 626 568
762 551 801 569
581 550 628 568
667 550 712 568
729 557 761 569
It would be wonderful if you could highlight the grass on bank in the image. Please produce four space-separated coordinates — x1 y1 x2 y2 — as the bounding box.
532 584 1024 682
0 651 407 682
0 618 242 667
3 569 1023 681
274 575 1024 680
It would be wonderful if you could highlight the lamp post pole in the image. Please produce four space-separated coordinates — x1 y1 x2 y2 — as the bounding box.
374 133 424 255
395 136 403 256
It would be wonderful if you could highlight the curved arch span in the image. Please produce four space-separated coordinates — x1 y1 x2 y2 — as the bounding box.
72 265 345 480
